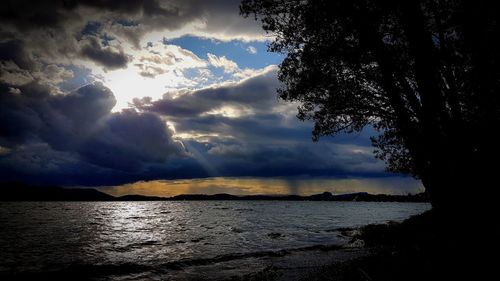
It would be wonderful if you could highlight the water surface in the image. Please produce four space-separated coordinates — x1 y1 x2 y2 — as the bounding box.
0 201 430 279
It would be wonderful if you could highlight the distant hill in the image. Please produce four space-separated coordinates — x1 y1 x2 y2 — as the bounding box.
116 194 167 201
0 183 429 202
169 192 428 202
1 183 115 201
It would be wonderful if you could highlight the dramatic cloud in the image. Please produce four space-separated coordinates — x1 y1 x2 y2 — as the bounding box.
80 37 129 70
0 82 116 147
133 66 279 118
0 0 266 94
0 0 264 50
78 110 185 171
0 0 421 192
0 40 34 71
0 81 186 184
131 67 386 180
0 0 280 113
0 67 392 186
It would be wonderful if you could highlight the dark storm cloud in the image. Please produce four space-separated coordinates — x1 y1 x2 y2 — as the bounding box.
0 40 34 70
80 37 129 69
0 37 77 87
0 82 115 147
78 110 185 171
132 67 279 117
132 68 385 179
0 1 77 28
0 81 186 180
131 68 316 144
0 141 205 186
0 1 173 28
0 0 263 41
0 1 392 187
0 67 387 186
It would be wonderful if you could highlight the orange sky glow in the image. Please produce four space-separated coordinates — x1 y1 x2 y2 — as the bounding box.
100 177 424 198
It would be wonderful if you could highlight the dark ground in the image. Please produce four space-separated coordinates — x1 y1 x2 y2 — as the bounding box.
295 209 498 281
231 209 498 281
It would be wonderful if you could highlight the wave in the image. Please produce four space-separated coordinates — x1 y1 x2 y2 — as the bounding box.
0 244 345 279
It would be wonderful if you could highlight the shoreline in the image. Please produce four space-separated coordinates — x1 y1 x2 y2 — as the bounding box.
1 245 371 281
1 226 374 280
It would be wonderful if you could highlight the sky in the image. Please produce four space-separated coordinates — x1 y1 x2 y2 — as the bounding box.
0 0 423 196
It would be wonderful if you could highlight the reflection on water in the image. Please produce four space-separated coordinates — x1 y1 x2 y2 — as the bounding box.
0 201 430 278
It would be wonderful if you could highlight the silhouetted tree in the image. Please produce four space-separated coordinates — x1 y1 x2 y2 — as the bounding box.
241 0 500 217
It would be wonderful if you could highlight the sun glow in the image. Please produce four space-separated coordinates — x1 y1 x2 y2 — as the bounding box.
91 42 209 111
103 68 184 111
203 105 253 118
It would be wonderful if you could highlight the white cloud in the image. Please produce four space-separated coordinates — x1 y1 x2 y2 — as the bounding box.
246 46 257 54
207 53 239 73
92 43 209 111
134 43 207 78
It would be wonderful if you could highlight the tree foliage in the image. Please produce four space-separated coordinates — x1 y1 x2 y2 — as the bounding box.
241 0 500 209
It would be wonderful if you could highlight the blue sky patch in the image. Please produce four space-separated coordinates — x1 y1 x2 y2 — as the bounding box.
166 35 284 70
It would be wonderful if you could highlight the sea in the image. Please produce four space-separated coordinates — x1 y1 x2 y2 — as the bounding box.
0 201 430 280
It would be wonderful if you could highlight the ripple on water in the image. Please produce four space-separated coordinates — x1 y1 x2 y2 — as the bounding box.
0 201 430 278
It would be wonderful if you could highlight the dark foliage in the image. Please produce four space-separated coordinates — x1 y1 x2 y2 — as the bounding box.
241 0 500 213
